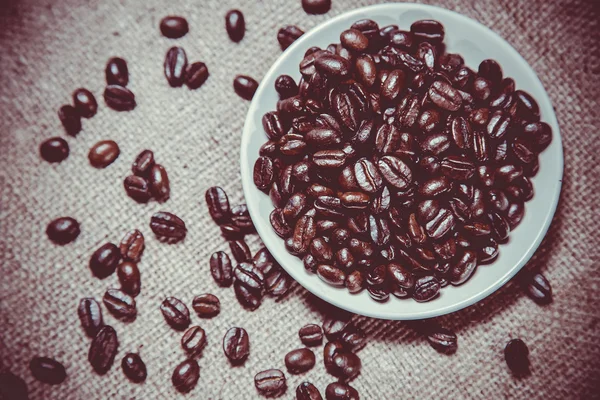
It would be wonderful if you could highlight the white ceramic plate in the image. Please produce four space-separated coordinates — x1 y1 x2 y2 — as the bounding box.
240 3 563 320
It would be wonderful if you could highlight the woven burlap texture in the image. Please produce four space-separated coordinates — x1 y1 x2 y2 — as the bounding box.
1 0 599 399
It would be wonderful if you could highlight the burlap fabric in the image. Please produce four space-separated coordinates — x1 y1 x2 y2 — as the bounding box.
1 0 599 398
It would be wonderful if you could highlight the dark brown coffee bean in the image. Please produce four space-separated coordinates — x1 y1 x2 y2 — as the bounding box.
449 250 477 285
355 55 377 88
440 155 475 180
230 204 254 233
228 239 251 263
278 25 304 50
325 382 359 400
117 261 141 296
283 193 308 222
425 325 458 354
413 276 441 302
315 53 352 79
0 372 28 400
523 122 552 151
354 158 382 193
345 270 364 293
506 201 524 229
104 85 136 111
340 327 366 352
89 243 120 279
264 265 293 297
299 324 323 346
119 229 145 262
377 155 412 190
234 262 265 292
223 327 250 363
40 137 69 163
72 88 97 118
150 211 186 242
160 15 188 38
270 208 292 238
332 352 361 380
317 264 346 287
387 263 414 291
172 359 200 393
205 186 231 224
428 80 462 111
291 215 317 254
29 357 66 385
323 340 344 372
88 326 119 375
323 315 352 340
254 369 286 396
210 252 233 287
164 46 188 87
340 29 369 52
302 0 331 14
88 140 119 168
105 57 128 86
411 19 444 43
234 75 259 100
185 62 209 89
192 293 220 317
285 348 316 374
396 94 421 128
416 42 436 70
504 338 530 377
520 271 552 305
103 288 137 321
234 280 263 310
181 326 206 356
123 175 151 203
78 298 104 338
478 59 503 84
274 75 298 100
131 149 154 177
46 217 80 245
225 9 245 42
368 215 391 246
297 381 323 400
121 353 147 383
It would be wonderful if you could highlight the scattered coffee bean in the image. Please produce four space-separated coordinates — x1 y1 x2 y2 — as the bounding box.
206 186 231 225
278 25 304 50
192 293 221 318
182 326 207 356
103 288 137 321
234 281 262 310
121 353 147 383
0 372 28 400
150 211 186 242
124 175 152 203
325 382 359 400
88 140 120 168
160 16 189 38
299 324 324 346
323 315 352 340
302 0 331 14
229 239 251 263
160 297 191 330
210 251 233 287
148 164 170 202
254 369 286 397
223 327 250 364
424 324 458 354
504 338 530 377
340 327 366 352
117 261 141 296
172 359 200 393
78 298 104 338
225 10 245 42
234 75 259 100
132 150 155 177
185 62 209 89
285 348 316 374
72 88 97 118
164 46 188 87
264 264 293 297
119 229 145 262
332 351 361 380
29 357 66 385
40 137 69 163
297 381 323 400
520 271 552 305
88 326 119 375
89 243 120 278
57 105 81 136
231 204 255 233
104 85 136 111
46 217 80 245
323 341 344 373
105 57 128 86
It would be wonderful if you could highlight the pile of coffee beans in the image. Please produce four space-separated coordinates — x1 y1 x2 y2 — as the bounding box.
124 149 171 203
253 18 553 303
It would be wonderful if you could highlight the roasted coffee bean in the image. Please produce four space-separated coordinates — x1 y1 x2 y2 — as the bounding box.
185 62 209 89
72 88 97 118
131 149 154 177
253 247 274 270
425 325 458 354
234 262 265 291
340 327 366 352
210 251 233 287
302 0 331 14
228 239 251 263
478 240 499 263
234 75 259 100
354 158 382 193
254 369 286 396
323 340 344 372
523 122 552 151
278 25 304 50
418 109 441 133
375 124 400 157
323 315 352 340
487 110 511 139
428 80 462 111
88 140 119 168
413 276 441 302
46 217 80 245
121 353 147 383
103 289 137 321
297 381 323 400
234 280 262 310
223 327 250 363
521 271 552 305
310 237 334 262
421 132 450 155
368 215 391 246
506 201 524 229
315 54 352 79
205 186 231 224
160 15 188 38
411 19 444 43
192 293 221 317
164 46 188 87
504 338 530 377
345 270 364 293
285 348 316 374
340 28 369 52
150 211 186 242
172 359 200 393
263 112 285 140
264 265 293 297
182 326 207 356
104 85 136 111
449 250 477 285
512 137 536 164
340 192 370 210
332 352 361 380
124 175 151 203
317 264 346 287
377 155 412 190
117 261 141 296
355 55 377 88
440 155 475 181
273 75 298 100
231 204 255 232
105 57 128 86
299 324 323 346
325 382 359 400
90 243 120 279
380 69 405 101
119 229 144 262
225 9 245 42
476 165 496 188
40 137 69 163
78 298 104 338
88 326 119 375
416 42 436 70
478 59 503 84
291 215 317 254
283 193 308 222
306 128 342 147
29 357 66 385
160 297 191 330
270 209 292 238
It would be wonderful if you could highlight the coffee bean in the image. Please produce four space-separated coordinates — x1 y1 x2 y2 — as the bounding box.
317 264 346 287
264 265 293 297
273 75 298 100
72 88 97 118
172 359 200 393
104 85 136 111
440 155 475 180
160 15 188 38
223 327 250 364
234 262 265 291
225 10 245 42
302 0 331 14
449 250 477 285
117 261 141 296
234 75 259 100
323 315 352 340
131 149 154 177
316 54 352 80
78 298 104 338
411 19 444 43
192 293 221 317
103 288 137 321
345 270 364 293
164 46 188 87
297 381 323 400
210 251 233 287
124 175 151 203
121 353 147 383
520 271 552 305
46 217 80 245
119 229 145 262
270 209 292 238
278 25 304 50
205 186 231 225
105 57 128 86
229 239 252 263
424 324 458 354
428 80 462 111
323 340 344 372
88 140 119 168
504 338 530 377
285 348 316 374
150 211 186 242
332 352 361 380
40 137 69 163
340 327 366 352
255 369 286 396
413 276 441 302
88 326 119 375
185 62 209 89
181 326 207 356
89 243 120 279
299 324 324 346
354 158 382 193
161 297 191 330
478 59 503 84
234 280 263 310
0 372 28 400
341 29 369 52
325 382 359 400
29 357 66 385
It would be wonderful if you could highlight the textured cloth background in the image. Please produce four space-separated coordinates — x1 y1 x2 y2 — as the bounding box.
0 0 599 399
